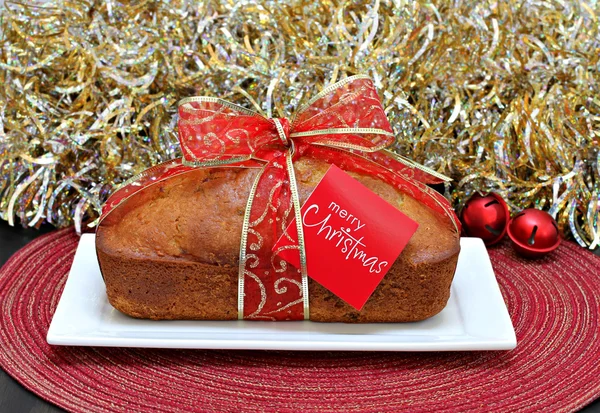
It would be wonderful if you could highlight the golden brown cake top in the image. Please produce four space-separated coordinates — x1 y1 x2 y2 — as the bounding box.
97 157 459 267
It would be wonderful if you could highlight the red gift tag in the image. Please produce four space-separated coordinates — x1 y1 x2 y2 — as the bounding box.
273 165 419 311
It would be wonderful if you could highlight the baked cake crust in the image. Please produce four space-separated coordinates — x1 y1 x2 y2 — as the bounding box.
96 157 460 322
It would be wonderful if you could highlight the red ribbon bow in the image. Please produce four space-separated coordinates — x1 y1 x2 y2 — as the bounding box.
100 75 459 321
178 76 395 163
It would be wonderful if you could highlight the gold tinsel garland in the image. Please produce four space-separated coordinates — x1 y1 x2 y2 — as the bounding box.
0 0 598 248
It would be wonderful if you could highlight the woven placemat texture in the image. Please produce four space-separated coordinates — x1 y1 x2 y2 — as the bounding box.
1 228 599 412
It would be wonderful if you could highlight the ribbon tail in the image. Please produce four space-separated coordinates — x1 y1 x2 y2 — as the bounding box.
299 144 461 234
381 149 452 184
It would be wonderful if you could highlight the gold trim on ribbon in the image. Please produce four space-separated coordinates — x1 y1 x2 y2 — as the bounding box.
285 150 310 320
181 156 252 168
295 74 372 116
178 96 267 119
238 164 266 319
382 149 453 182
290 127 395 138
311 140 390 153
273 118 289 146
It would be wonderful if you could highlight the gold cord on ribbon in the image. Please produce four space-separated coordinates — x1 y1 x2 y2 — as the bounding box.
181 156 253 168
290 128 395 138
285 149 310 319
382 149 453 183
294 74 372 118
273 118 290 146
237 164 266 319
310 139 390 153
178 96 268 119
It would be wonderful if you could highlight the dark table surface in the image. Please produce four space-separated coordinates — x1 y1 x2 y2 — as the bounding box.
1 220 599 413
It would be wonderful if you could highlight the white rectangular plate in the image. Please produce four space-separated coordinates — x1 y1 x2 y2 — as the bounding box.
47 235 516 351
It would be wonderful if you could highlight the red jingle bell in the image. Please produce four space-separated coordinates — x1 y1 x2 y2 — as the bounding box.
507 209 560 258
460 192 510 245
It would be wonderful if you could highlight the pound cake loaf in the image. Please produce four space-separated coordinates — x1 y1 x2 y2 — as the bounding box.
96 157 460 322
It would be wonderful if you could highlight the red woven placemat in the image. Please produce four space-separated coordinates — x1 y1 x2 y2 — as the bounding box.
1 228 599 413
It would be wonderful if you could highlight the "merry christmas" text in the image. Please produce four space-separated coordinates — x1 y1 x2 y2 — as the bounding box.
302 202 389 274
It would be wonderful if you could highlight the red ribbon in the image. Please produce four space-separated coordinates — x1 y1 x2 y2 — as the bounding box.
100 75 460 321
